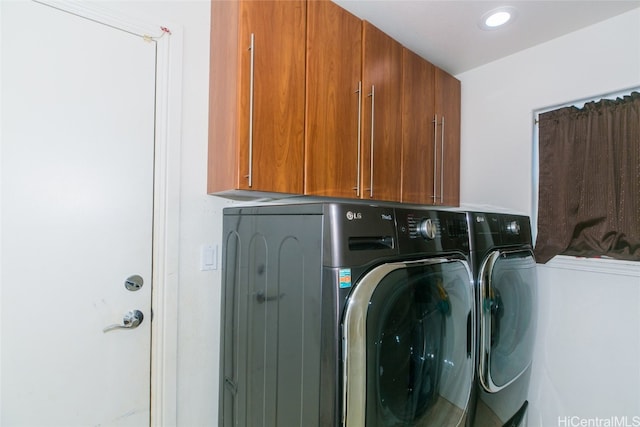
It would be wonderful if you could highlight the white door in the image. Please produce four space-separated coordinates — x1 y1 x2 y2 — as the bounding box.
1 1 156 425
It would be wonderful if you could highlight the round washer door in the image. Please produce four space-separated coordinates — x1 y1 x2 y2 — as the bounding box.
478 249 537 393
343 257 474 427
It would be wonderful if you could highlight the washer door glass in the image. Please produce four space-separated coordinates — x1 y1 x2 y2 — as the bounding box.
478 250 537 392
343 258 474 427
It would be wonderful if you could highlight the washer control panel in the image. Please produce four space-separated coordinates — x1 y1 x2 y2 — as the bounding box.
397 209 469 254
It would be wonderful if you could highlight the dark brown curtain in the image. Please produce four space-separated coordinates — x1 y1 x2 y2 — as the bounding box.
535 91 640 264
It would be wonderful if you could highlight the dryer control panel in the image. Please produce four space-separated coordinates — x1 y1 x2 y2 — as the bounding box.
468 212 532 252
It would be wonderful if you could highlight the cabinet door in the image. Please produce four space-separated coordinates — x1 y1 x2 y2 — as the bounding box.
401 48 437 204
435 68 461 206
208 0 305 194
361 22 403 201
305 0 362 198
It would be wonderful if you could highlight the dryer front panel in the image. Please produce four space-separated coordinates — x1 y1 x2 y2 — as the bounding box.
342 258 474 427
478 249 537 393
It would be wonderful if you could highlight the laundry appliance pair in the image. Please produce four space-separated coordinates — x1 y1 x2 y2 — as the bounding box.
218 201 536 427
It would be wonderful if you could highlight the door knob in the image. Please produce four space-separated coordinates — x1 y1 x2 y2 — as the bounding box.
103 309 144 333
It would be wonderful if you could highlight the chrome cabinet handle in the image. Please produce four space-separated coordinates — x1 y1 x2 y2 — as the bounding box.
368 85 375 198
354 81 362 196
432 114 438 203
441 115 445 204
246 33 255 188
103 309 144 333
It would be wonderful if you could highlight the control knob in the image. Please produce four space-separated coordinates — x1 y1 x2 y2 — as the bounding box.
418 218 437 240
505 220 521 235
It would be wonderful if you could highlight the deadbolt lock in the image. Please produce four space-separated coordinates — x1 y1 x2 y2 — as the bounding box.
124 275 143 291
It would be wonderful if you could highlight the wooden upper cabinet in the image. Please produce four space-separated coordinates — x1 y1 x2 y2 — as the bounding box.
435 67 461 206
360 22 403 201
207 0 460 203
401 48 437 204
401 48 461 206
208 0 306 194
305 0 362 198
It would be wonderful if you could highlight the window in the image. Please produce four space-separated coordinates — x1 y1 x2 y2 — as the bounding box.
534 91 640 264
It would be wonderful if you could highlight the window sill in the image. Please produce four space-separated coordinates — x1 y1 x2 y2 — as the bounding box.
539 255 640 277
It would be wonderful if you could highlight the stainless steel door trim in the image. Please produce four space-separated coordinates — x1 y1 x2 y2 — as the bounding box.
478 249 536 393
342 264 390 426
342 257 474 426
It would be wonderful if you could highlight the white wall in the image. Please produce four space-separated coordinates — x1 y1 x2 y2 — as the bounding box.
456 8 640 427
535 259 640 426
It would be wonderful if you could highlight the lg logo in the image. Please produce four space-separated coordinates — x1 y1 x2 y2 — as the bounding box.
346 211 362 221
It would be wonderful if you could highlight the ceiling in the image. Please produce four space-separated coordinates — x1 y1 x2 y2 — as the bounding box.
332 0 640 75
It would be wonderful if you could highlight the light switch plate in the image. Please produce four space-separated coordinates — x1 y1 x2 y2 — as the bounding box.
200 244 217 271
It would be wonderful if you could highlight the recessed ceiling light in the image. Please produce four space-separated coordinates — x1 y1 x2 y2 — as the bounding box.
486 11 511 27
479 6 517 30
